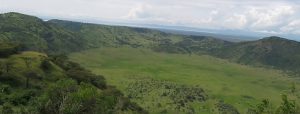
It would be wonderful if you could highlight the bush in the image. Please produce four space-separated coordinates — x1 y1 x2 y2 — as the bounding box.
37 79 114 114
276 94 297 114
66 69 107 89
216 101 240 114
90 75 107 89
2 103 14 114
40 59 52 71
9 89 37 106
0 72 23 87
247 99 273 114
0 43 20 58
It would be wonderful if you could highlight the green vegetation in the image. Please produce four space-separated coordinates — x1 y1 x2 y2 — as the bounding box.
2 12 300 75
0 12 87 54
1 12 300 114
214 36 300 75
70 47 300 114
0 42 20 58
47 19 300 76
0 48 147 114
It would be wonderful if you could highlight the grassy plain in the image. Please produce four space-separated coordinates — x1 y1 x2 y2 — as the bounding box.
70 47 299 114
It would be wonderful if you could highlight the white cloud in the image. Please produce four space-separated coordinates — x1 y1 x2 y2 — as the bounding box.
280 20 300 34
247 6 295 29
223 14 247 29
125 4 152 19
0 0 300 36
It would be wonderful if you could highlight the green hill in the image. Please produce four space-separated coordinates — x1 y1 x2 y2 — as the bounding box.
0 44 147 114
0 12 230 55
0 12 87 54
214 36 300 75
48 19 231 54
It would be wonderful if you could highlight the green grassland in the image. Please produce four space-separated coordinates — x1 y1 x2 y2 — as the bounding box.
70 47 300 114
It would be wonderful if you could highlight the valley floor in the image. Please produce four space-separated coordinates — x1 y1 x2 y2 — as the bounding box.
69 47 300 114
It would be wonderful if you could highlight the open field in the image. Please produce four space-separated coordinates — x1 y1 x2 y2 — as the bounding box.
70 47 300 114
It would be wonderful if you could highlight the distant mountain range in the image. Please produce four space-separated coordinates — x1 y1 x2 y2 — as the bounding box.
1 12 300 75
157 28 258 42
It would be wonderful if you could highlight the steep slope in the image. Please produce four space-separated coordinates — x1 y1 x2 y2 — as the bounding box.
0 12 232 55
48 20 231 53
0 47 147 114
48 19 185 48
0 12 87 54
214 36 300 75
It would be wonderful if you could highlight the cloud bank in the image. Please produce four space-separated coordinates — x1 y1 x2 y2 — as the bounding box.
1 0 300 37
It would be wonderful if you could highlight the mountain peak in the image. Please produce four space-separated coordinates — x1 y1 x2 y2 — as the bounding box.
1 12 31 17
0 12 42 22
258 36 299 44
261 36 285 40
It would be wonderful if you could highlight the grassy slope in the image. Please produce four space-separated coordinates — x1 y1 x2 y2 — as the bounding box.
1 51 65 81
69 47 300 114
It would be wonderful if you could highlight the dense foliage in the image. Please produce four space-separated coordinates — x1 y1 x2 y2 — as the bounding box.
0 42 20 58
0 48 147 114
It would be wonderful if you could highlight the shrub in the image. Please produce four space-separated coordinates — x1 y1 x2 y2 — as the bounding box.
276 94 297 114
37 79 112 114
9 89 37 106
2 103 14 114
66 69 107 89
40 59 52 71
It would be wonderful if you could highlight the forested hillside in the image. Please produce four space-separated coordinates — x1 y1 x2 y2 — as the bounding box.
0 12 231 54
214 36 300 75
48 20 232 55
0 12 87 54
0 42 147 114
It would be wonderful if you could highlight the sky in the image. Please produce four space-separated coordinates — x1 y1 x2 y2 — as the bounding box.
0 0 300 39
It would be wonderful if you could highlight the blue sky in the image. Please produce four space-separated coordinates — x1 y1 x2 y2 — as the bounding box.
0 0 300 39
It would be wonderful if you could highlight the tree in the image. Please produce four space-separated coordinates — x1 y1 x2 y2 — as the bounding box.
247 99 273 114
66 69 107 89
0 62 3 75
0 43 19 58
21 57 34 69
21 57 38 88
37 79 108 114
49 54 68 69
291 82 296 94
2 103 14 114
3 61 14 73
40 58 52 71
24 71 38 88
276 94 296 114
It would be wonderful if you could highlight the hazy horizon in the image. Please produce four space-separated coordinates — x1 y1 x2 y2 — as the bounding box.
1 0 300 40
